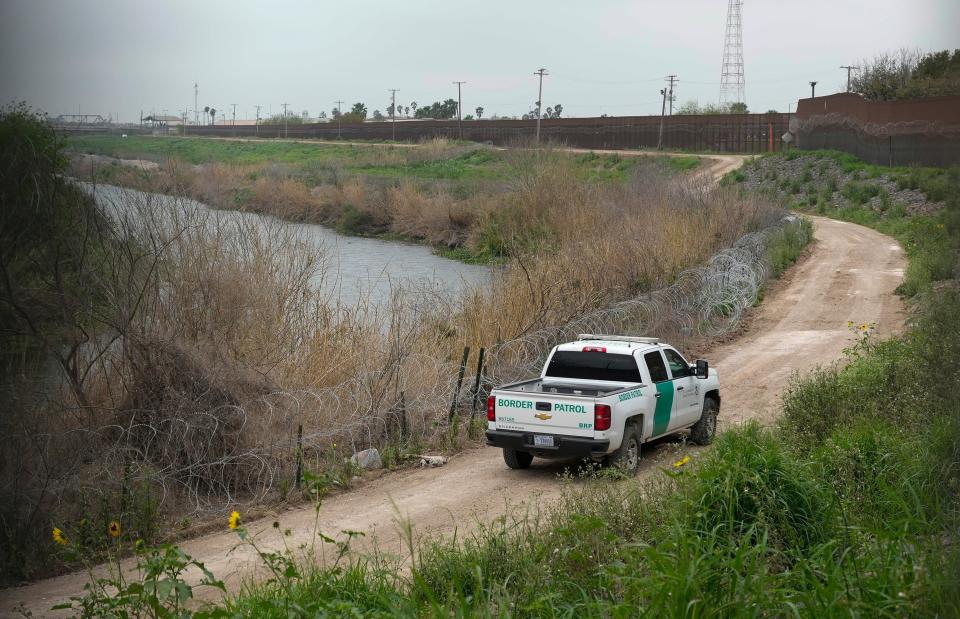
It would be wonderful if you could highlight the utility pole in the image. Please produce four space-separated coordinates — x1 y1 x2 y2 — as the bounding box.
657 87 668 150
182 109 188 136
335 99 344 139
231 103 237 126
665 75 678 115
281 102 290 138
809 81 818 98
533 68 548 144
255 105 261 136
840 65 859 92
194 83 198 127
453 81 466 140
388 89 399 141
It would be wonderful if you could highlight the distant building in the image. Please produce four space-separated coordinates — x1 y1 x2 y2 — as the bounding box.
142 114 183 127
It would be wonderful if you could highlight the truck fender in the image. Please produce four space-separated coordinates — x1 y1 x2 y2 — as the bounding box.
704 390 720 411
625 414 646 441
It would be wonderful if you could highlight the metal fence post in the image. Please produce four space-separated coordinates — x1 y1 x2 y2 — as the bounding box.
448 347 470 424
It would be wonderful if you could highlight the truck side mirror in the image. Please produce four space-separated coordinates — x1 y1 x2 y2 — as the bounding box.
695 359 709 379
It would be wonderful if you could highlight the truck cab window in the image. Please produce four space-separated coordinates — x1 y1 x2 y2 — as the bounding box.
546 351 642 382
643 351 669 383
664 348 691 378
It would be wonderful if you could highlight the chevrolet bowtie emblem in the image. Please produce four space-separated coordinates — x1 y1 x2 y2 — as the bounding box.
534 413 552 420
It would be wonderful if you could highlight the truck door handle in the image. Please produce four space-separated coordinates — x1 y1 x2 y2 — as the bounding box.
654 393 661 398
676 386 684 391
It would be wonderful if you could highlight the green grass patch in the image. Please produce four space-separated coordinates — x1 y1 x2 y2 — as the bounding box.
766 216 814 277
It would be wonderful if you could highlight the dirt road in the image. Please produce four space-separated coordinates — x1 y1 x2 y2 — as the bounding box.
0 213 906 617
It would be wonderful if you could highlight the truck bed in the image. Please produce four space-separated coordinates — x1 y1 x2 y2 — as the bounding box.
496 378 644 398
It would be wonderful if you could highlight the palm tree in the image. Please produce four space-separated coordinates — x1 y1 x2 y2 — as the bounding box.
475 106 484 119
410 101 418 116
203 106 210 125
209 108 216 125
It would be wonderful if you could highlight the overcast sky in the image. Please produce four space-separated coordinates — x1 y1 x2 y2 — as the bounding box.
1 0 957 122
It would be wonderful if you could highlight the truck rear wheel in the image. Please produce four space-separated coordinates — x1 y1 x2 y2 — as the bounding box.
690 398 718 445
503 448 534 470
607 421 640 475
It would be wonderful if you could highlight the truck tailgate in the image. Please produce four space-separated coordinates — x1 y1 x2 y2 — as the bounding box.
493 393 596 437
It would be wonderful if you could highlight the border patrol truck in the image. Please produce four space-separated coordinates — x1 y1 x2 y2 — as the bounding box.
485 334 721 473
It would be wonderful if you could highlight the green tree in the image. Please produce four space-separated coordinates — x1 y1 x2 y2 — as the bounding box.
414 99 458 119
373 110 384 121
341 102 367 123
475 106 484 119
847 48 960 101
729 102 749 113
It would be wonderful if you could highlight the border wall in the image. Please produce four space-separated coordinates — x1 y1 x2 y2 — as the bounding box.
181 114 791 154
794 93 960 167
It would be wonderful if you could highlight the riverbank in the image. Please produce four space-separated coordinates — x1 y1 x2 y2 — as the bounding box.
66 136 701 264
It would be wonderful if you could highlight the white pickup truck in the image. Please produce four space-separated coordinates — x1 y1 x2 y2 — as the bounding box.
485 334 720 473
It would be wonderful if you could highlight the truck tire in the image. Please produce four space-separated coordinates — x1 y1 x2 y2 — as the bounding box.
503 448 533 470
690 398 719 445
607 421 640 475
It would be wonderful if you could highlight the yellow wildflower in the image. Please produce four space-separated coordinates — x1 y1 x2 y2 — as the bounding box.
228 511 241 530
859 323 869 331
846 320 854 328
52 527 67 546
109 521 121 538
672 456 691 468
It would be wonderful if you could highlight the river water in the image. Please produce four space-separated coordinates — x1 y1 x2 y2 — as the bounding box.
85 184 490 308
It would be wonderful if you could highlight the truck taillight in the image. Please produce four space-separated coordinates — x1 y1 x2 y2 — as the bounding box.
594 404 611 431
487 395 496 422
583 346 606 352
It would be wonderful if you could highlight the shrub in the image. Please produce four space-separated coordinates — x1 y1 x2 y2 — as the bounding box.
841 180 882 205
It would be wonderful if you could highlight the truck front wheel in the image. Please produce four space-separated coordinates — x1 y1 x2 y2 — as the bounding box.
690 398 719 445
503 448 534 469
607 421 640 475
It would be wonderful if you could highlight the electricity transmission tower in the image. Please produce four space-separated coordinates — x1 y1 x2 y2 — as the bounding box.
719 0 745 105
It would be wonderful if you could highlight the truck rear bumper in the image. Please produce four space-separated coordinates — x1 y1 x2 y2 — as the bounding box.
485 430 610 459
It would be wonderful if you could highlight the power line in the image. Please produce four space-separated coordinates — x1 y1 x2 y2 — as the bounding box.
453 81 466 139
534 68 548 144
388 89 399 141
840 65 860 92
334 99 344 139
666 75 678 115
658 86 668 150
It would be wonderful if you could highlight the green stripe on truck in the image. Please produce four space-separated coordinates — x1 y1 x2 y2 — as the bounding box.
653 381 674 435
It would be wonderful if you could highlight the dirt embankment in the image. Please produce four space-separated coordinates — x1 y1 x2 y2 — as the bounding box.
0 212 906 617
